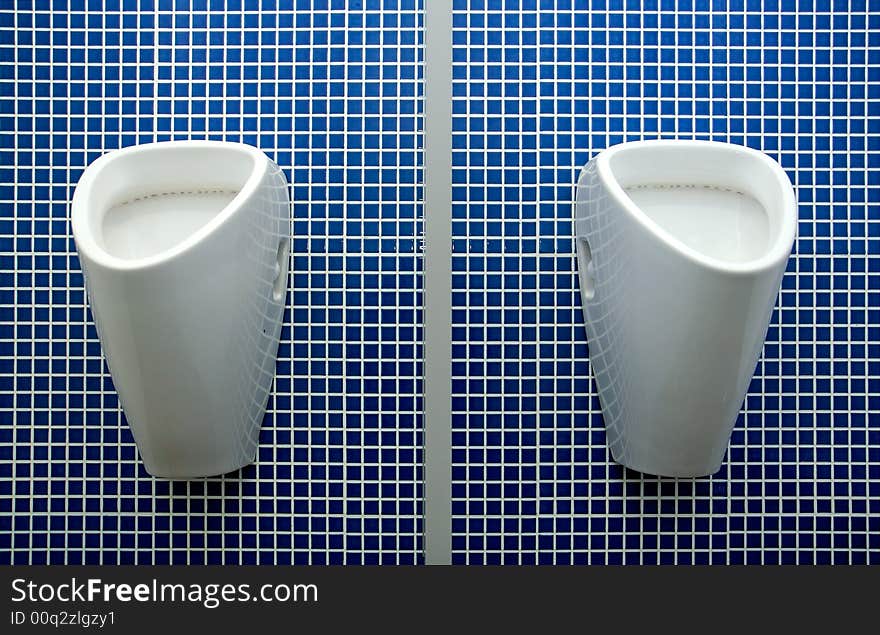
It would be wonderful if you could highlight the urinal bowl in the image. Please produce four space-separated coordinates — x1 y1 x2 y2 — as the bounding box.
575 140 797 477
71 141 291 478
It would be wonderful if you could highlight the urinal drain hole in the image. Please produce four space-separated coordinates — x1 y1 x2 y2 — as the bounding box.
114 189 238 206
626 183 746 197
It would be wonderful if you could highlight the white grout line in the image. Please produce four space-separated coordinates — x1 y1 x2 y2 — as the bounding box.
422 0 452 565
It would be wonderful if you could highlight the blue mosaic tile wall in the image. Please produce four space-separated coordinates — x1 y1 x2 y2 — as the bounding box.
450 0 879 563
1 0 878 566
0 0 423 565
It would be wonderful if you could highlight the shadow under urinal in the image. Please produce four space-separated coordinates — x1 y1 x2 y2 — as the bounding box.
72 141 291 479
575 140 797 478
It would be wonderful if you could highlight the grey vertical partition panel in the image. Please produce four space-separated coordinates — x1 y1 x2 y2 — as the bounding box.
422 0 453 565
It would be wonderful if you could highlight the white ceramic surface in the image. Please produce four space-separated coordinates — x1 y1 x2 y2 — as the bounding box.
575 140 797 477
71 140 291 478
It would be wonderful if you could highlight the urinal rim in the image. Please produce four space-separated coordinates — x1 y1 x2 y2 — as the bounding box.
594 139 798 276
71 140 270 272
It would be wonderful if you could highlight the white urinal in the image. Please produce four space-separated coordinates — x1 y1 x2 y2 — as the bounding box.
575 140 797 477
71 141 291 478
